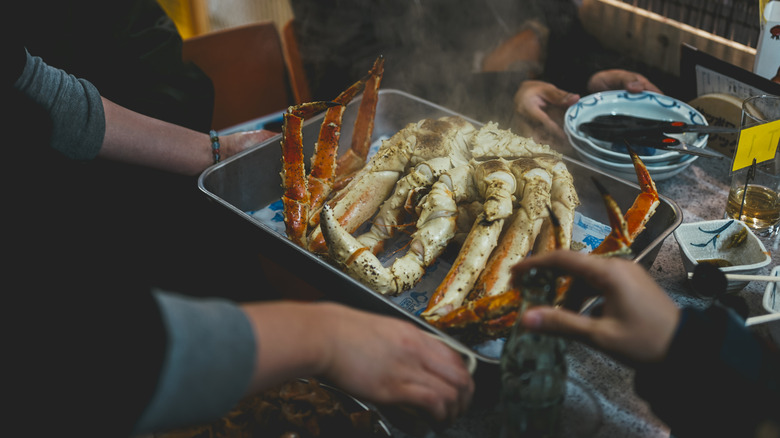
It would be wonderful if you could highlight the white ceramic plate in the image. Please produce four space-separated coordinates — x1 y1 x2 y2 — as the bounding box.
564 90 710 164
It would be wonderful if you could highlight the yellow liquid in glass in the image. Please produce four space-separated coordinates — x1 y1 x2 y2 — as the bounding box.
726 184 780 231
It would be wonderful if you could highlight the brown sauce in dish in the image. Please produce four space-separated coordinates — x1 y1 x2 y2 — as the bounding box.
697 258 733 267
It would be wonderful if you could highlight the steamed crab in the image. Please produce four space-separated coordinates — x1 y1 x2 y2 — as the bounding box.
279 60 659 338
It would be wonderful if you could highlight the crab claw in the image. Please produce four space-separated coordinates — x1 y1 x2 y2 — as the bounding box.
281 101 342 247
307 74 372 225
589 177 633 256
335 56 385 184
591 146 658 256
622 145 660 241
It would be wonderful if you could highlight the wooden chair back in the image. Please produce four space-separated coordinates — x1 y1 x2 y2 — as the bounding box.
182 21 294 131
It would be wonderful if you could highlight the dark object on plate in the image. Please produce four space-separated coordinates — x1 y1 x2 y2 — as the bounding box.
716 293 750 320
157 378 390 438
697 258 734 268
579 114 738 138
579 115 729 159
690 262 729 298
689 263 749 319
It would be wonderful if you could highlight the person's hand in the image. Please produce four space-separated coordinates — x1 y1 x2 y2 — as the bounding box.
242 301 474 424
512 80 579 144
586 69 662 94
318 303 474 424
510 250 681 366
220 129 278 160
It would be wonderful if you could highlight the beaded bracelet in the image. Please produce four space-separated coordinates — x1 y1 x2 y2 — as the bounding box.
209 130 221 164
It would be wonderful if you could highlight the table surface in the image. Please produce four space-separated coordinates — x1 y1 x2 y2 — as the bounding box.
381 143 780 438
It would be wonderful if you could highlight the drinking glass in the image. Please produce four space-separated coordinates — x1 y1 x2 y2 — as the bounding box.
724 95 780 237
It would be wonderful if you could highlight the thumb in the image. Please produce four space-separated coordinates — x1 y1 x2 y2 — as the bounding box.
520 307 595 341
541 87 578 106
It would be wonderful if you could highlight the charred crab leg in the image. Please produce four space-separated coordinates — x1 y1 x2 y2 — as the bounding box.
320 174 459 295
334 56 385 188
621 147 660 241
280 101 340 247
426 207 567 335
592 148 658 255
589 177 633 256
307 74 370 226
307 117 474 255
423 159 523 318
469 159 558 299
355 156 455 254
427 152 654 334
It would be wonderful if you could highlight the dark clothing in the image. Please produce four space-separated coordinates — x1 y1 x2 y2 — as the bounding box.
291 0 533 125
13 0 213 132
3 38 166 436
7 0 272 302
635 305 780 437
5 41 255 438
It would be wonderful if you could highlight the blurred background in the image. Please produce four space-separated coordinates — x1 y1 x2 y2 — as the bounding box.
157 0 763 78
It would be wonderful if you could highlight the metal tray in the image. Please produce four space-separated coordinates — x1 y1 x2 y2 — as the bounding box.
198 89 682 374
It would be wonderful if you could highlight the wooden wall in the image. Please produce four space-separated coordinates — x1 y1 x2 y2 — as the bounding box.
162 0 759 78
580 0 757 76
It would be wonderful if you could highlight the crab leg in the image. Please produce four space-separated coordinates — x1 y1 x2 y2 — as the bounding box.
426 207 569 335
421 159 518 317
427 288 520 333
622 148 660 241
306 124 418 255
334 56 385 188
589 177 633 256
320 174 459 295
307 116 475 254
467 162 554 301
355 157 456 254
427 153 651 334
280 101 339 247
307 74 370 226
532 158 580 254
592 149 658 255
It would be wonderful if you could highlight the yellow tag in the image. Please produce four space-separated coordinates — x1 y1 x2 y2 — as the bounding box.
732 119 780 172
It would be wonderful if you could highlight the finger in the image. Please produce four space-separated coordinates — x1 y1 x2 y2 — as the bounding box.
527 106 565 137
639 79 662 94
511 250 627 292
512 250 607 280
418 336 475 413
420 337 473 388
396 378 460 423
521 306 597 341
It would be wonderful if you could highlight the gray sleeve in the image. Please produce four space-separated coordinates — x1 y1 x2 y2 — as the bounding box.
13 49 104 160
132 291 256 434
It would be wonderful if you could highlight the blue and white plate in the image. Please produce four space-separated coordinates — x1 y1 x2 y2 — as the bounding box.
564 90 710 165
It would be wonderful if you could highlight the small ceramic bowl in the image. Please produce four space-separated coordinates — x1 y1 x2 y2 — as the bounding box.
673 219 772 292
